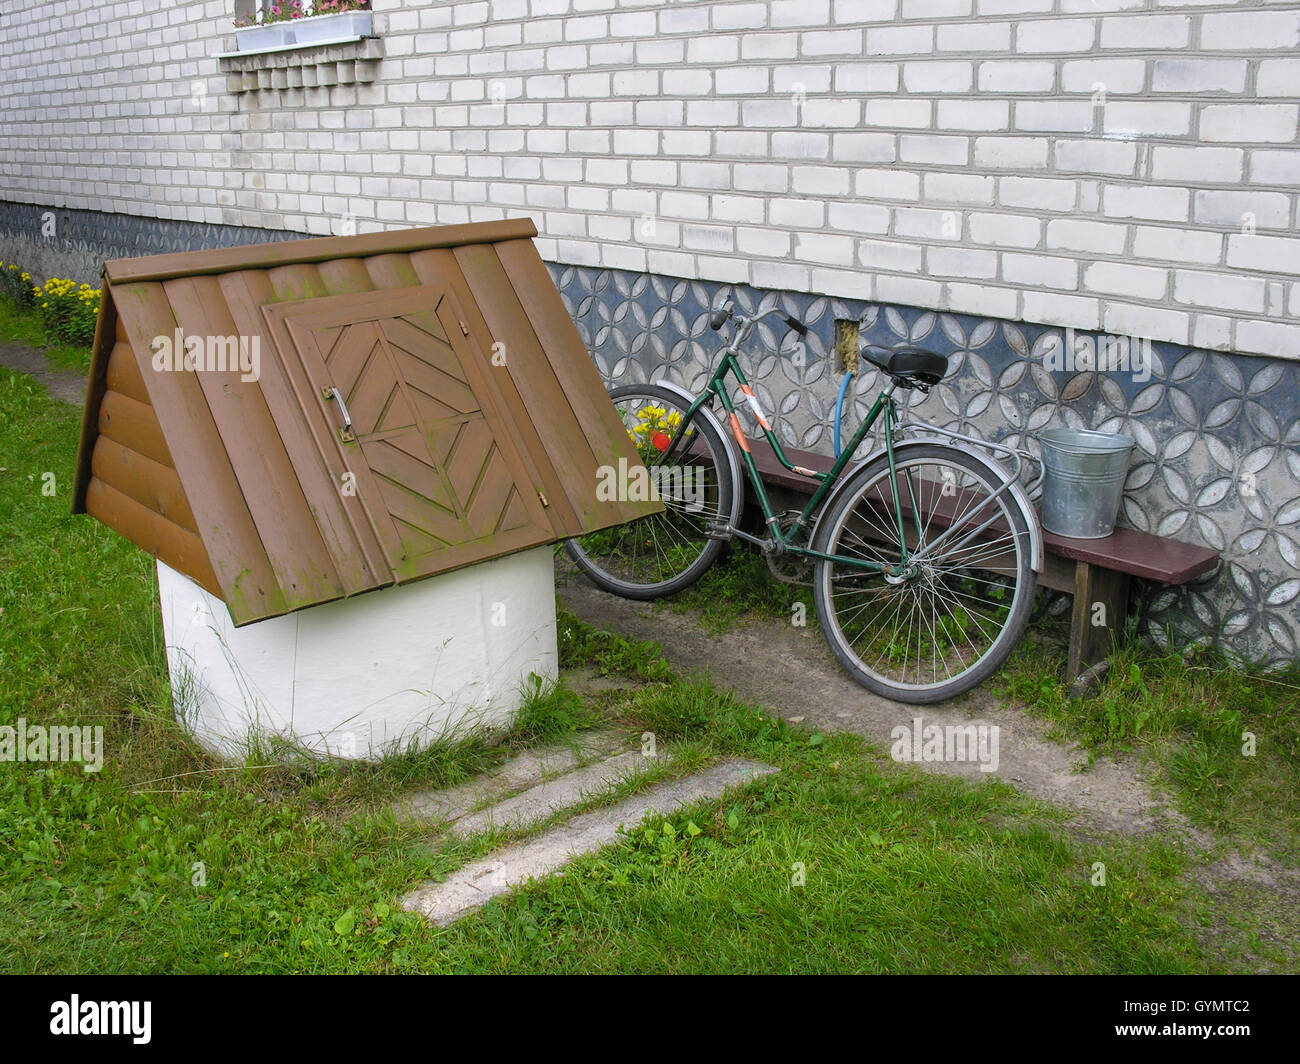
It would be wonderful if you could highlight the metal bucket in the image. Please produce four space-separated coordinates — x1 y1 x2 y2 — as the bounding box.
1037 428 1135 539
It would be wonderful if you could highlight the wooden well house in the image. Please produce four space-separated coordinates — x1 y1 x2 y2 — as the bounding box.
71 219 658 758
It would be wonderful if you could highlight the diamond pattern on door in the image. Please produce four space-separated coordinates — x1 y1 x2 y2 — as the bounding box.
306 310 534 564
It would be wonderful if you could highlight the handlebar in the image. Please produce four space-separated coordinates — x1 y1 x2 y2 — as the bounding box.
709 302 808 338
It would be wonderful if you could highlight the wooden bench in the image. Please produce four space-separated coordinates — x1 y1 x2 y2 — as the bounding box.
743 437 1222 691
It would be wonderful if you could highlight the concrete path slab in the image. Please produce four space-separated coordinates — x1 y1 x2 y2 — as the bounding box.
449 748 671 838
401 758 778 926
391 730 627 824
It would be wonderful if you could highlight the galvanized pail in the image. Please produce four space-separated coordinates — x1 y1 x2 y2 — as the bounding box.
1037 428 1135 539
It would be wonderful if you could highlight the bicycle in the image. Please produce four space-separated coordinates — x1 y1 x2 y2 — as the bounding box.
566 299 1045 704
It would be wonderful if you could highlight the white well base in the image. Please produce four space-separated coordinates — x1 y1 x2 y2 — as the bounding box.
156 548 558 761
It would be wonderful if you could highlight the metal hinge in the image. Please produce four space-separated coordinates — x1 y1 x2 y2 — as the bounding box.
537 490 550 508
459 320 470 336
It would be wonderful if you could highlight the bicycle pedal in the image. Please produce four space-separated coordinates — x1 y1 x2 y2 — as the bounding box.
704 522 734 541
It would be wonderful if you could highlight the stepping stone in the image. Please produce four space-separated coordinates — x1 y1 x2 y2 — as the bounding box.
449 748 671 838
400 759 779 926
392 730 627 823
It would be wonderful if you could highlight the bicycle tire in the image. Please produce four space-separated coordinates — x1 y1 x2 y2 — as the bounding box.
811 444 1037 703
565 384 738 600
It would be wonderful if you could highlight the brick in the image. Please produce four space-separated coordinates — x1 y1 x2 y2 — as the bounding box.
900 134 969 165
791 165 851 196
803 30 866 56
903 61 973 93
716 66 769 94
1200 105 1298 144
999 176 1077 213
832 0 898 25
1054 138 1137 176
854 167 921 200
977 61 1055 93
714 4 769 31
1083 261 1168 300
836 63 900 93
901 0 970 17
1173 270 1266 314
1102 101 1191 137
973 136 1048 168
857 238 925 273
1003 253 1078 290
927 245 998 278
689 36 739 64
1014 18 1097 53
947 282 1020 320
772 131 831 161
743 34 799 61
734 163 790 194
711 194 766 224
1258 59 1300 98
1194 190 1290 230
771 0 832 28
752 260 812 291
864 99 933 129
1019 292 1099 331
771 197 827 227
828 201 892 234
1099 15 1190 49
1201 12 1300 51
775 65 834 94
936 20 1011 52
1060 59 1146 95
833 132 898 163
1045 219 1128 256
1226 234 1300 274
1151 59 1247 94
936 99 1008 131
875 274 944 307
895 207 962 240
1249 150 1300 186
924 172 995 205
1103 185 1189 223
1014 101 1093 133
1191 314 1233 352
1150 146 1243 185
865 25 934 54
1131 226 1222 265
969 211 1042 248
976 0 1052 14
794 232 856 265
1234 320 1300 360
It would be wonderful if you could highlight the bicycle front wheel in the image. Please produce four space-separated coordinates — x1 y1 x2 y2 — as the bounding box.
565 384 737 600
812 444 1037 703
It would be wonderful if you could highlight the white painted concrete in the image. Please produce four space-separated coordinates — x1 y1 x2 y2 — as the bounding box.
156 546 558 761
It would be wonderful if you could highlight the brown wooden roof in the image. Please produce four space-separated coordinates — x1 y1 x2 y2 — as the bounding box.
73 219 659 625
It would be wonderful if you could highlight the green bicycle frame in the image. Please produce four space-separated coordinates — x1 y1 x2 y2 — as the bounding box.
659 352 919 574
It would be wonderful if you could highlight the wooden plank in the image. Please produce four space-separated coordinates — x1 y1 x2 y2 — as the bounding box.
491 238 659 528
317 257 378 296
91 436 197 532
162 274 345 611
265 263 330 304
103 219 539 285
85 477 221 599
71 286 117 515
111 280 287 623
97 390 173 469
446 244 594 533
1068 562 1130 682
220 270 388 596
106 340 151 405
362 253 423 290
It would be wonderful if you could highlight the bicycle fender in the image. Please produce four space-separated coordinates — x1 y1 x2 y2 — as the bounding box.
644 379 746 532
809 437 1043 574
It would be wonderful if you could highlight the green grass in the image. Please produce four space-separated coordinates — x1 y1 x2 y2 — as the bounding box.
0 364 1292 973
0 295 94 374
660 543 816 632
998 634 1300 858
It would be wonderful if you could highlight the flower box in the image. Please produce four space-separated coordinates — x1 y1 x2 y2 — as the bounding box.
234 10 372 52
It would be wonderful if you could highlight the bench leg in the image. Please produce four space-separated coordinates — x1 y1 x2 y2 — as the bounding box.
1067 561 1129 694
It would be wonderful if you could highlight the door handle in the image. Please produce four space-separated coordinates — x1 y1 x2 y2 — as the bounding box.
324 387 355 442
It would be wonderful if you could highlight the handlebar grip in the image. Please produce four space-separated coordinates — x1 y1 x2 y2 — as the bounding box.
783 314 808 338
709 308 730 330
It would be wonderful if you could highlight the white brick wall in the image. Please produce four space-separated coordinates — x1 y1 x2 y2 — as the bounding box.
1 0 1298 359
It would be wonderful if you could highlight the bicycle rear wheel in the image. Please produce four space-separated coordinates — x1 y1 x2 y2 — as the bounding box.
565 384 737 599
812 444 1036 703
